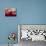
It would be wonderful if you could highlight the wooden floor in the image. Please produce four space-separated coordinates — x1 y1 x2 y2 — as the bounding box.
19 40 46 46
0 40 46 46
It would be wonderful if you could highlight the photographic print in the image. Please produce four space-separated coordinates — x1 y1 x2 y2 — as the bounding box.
5 8 16 16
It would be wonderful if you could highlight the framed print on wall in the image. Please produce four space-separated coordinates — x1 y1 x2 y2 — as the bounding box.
5 8 16 16
18 24 46 41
